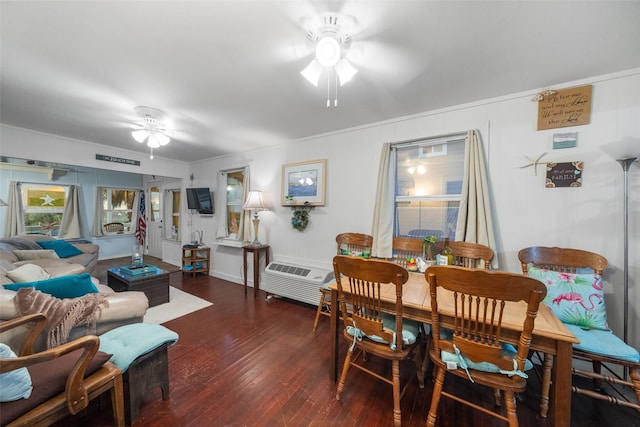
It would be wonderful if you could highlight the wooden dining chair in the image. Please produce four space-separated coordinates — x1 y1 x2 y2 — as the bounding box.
425 266 546 427
519 246 640 417
0 313 125 427
389 236 424 269
333 255 425 427
312 233 373 332
433 240 494 269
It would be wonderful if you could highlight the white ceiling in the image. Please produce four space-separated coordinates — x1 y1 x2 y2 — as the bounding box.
2 1 640 163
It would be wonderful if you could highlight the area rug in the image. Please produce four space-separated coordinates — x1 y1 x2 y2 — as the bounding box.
143 287 212 324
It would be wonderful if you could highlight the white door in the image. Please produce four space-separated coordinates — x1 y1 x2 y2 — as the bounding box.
146 185 163 258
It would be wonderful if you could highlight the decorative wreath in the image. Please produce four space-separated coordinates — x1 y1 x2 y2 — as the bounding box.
291 210 309 232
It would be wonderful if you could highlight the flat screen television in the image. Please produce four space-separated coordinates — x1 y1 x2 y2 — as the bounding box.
186 188 214 214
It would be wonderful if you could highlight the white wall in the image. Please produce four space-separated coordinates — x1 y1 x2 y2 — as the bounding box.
189 69 640 349
1 69 638 349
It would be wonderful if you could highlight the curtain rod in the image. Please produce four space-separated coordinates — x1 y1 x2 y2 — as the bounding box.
390 131 467 149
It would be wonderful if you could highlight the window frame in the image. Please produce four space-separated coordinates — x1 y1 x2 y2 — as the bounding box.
99 187 139 235
20 182 69 236
393 134 466 240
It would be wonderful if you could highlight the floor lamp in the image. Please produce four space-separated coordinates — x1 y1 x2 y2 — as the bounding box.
601 139 639 345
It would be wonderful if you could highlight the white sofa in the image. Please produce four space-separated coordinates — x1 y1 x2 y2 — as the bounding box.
0 237 149 351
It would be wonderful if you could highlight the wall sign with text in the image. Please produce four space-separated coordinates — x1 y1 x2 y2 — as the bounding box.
537 85 592 130
546 161 583 188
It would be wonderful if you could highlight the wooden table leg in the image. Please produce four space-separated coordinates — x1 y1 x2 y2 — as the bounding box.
330 288 339 382
243 248 248 295
551 340 573 427
253 250 259 297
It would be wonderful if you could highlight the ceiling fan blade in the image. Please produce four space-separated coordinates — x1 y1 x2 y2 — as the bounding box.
348 41 429 88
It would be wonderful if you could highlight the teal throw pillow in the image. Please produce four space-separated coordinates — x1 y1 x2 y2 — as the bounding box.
36 240 83 258
0 343 33 402
3 273 98 299
527 265 609 331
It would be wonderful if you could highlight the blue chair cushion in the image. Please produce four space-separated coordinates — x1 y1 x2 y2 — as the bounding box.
439 328 533 375
98 323 179 372
565 324 640 363
346 312 421 346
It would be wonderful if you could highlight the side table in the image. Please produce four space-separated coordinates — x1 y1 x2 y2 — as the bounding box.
242 244 270 297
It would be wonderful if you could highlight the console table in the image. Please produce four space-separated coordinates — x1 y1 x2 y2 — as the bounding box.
242 244 270 297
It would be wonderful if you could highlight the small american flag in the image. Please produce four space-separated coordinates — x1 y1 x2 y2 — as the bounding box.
135 191 146 246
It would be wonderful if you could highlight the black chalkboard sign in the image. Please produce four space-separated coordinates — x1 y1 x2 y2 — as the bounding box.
546 162 583 188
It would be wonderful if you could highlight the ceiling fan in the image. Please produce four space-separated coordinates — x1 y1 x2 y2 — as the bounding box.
298 13 359 107
293 10 427 106
130 106 171 159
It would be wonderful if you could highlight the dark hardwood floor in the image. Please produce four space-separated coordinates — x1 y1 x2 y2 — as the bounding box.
58 257 639 426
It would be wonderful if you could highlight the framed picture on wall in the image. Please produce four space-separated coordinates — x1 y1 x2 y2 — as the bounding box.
281 159 326 206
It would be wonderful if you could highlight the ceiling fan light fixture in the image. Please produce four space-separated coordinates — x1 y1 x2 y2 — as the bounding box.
335 58 358 86
146 133 160 148
156 132 170 146
315 36 341 67
132 129 149 143
300 13 358 106
131 106 171 157
301 59 323 86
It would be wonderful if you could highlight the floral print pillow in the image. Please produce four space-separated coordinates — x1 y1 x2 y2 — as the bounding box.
527 265 609 331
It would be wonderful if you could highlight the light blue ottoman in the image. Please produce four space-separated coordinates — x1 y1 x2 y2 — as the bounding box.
99 324 179 424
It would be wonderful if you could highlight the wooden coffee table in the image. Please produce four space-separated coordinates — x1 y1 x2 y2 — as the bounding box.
107 266 170 307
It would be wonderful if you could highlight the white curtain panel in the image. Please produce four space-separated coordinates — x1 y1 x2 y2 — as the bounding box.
91 186 105 237
371 143 396 258
5 181 24 237
58 185 82 239
456 129 498 268
239 165 250 242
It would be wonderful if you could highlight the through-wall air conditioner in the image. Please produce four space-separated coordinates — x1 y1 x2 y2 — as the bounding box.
263 262 333 306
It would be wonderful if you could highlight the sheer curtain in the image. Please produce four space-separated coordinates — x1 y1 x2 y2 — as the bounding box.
91 186 105 237
239 166 250 242
4 181 24 237
455 129 498 268
58 185 82 239
216 172 229 238
371 143 396 258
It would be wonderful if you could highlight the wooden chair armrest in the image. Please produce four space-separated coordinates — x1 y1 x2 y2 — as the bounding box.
0 313 47 356
0 334 100 415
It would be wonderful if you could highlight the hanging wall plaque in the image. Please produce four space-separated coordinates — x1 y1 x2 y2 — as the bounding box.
537 85 592 130
545 161 583 188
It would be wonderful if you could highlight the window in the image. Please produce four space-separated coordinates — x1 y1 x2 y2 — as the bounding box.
21 183 68 236
165 189 180 240
149 186 160 222
100 188 137 233
394 135 465 240
226 170 244 238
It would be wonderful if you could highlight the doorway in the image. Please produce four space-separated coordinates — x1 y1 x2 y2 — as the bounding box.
146 185 163 258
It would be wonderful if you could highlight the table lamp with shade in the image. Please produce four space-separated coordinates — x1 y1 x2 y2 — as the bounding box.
243 190 267 245
0 198 7 207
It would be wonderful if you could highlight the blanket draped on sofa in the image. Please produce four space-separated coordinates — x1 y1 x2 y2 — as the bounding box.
14 288 112 348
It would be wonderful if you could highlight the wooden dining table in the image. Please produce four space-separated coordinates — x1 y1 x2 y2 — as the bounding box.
328 272 579 427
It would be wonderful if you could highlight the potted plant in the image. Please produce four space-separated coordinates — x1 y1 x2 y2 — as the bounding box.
422 235 438 261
